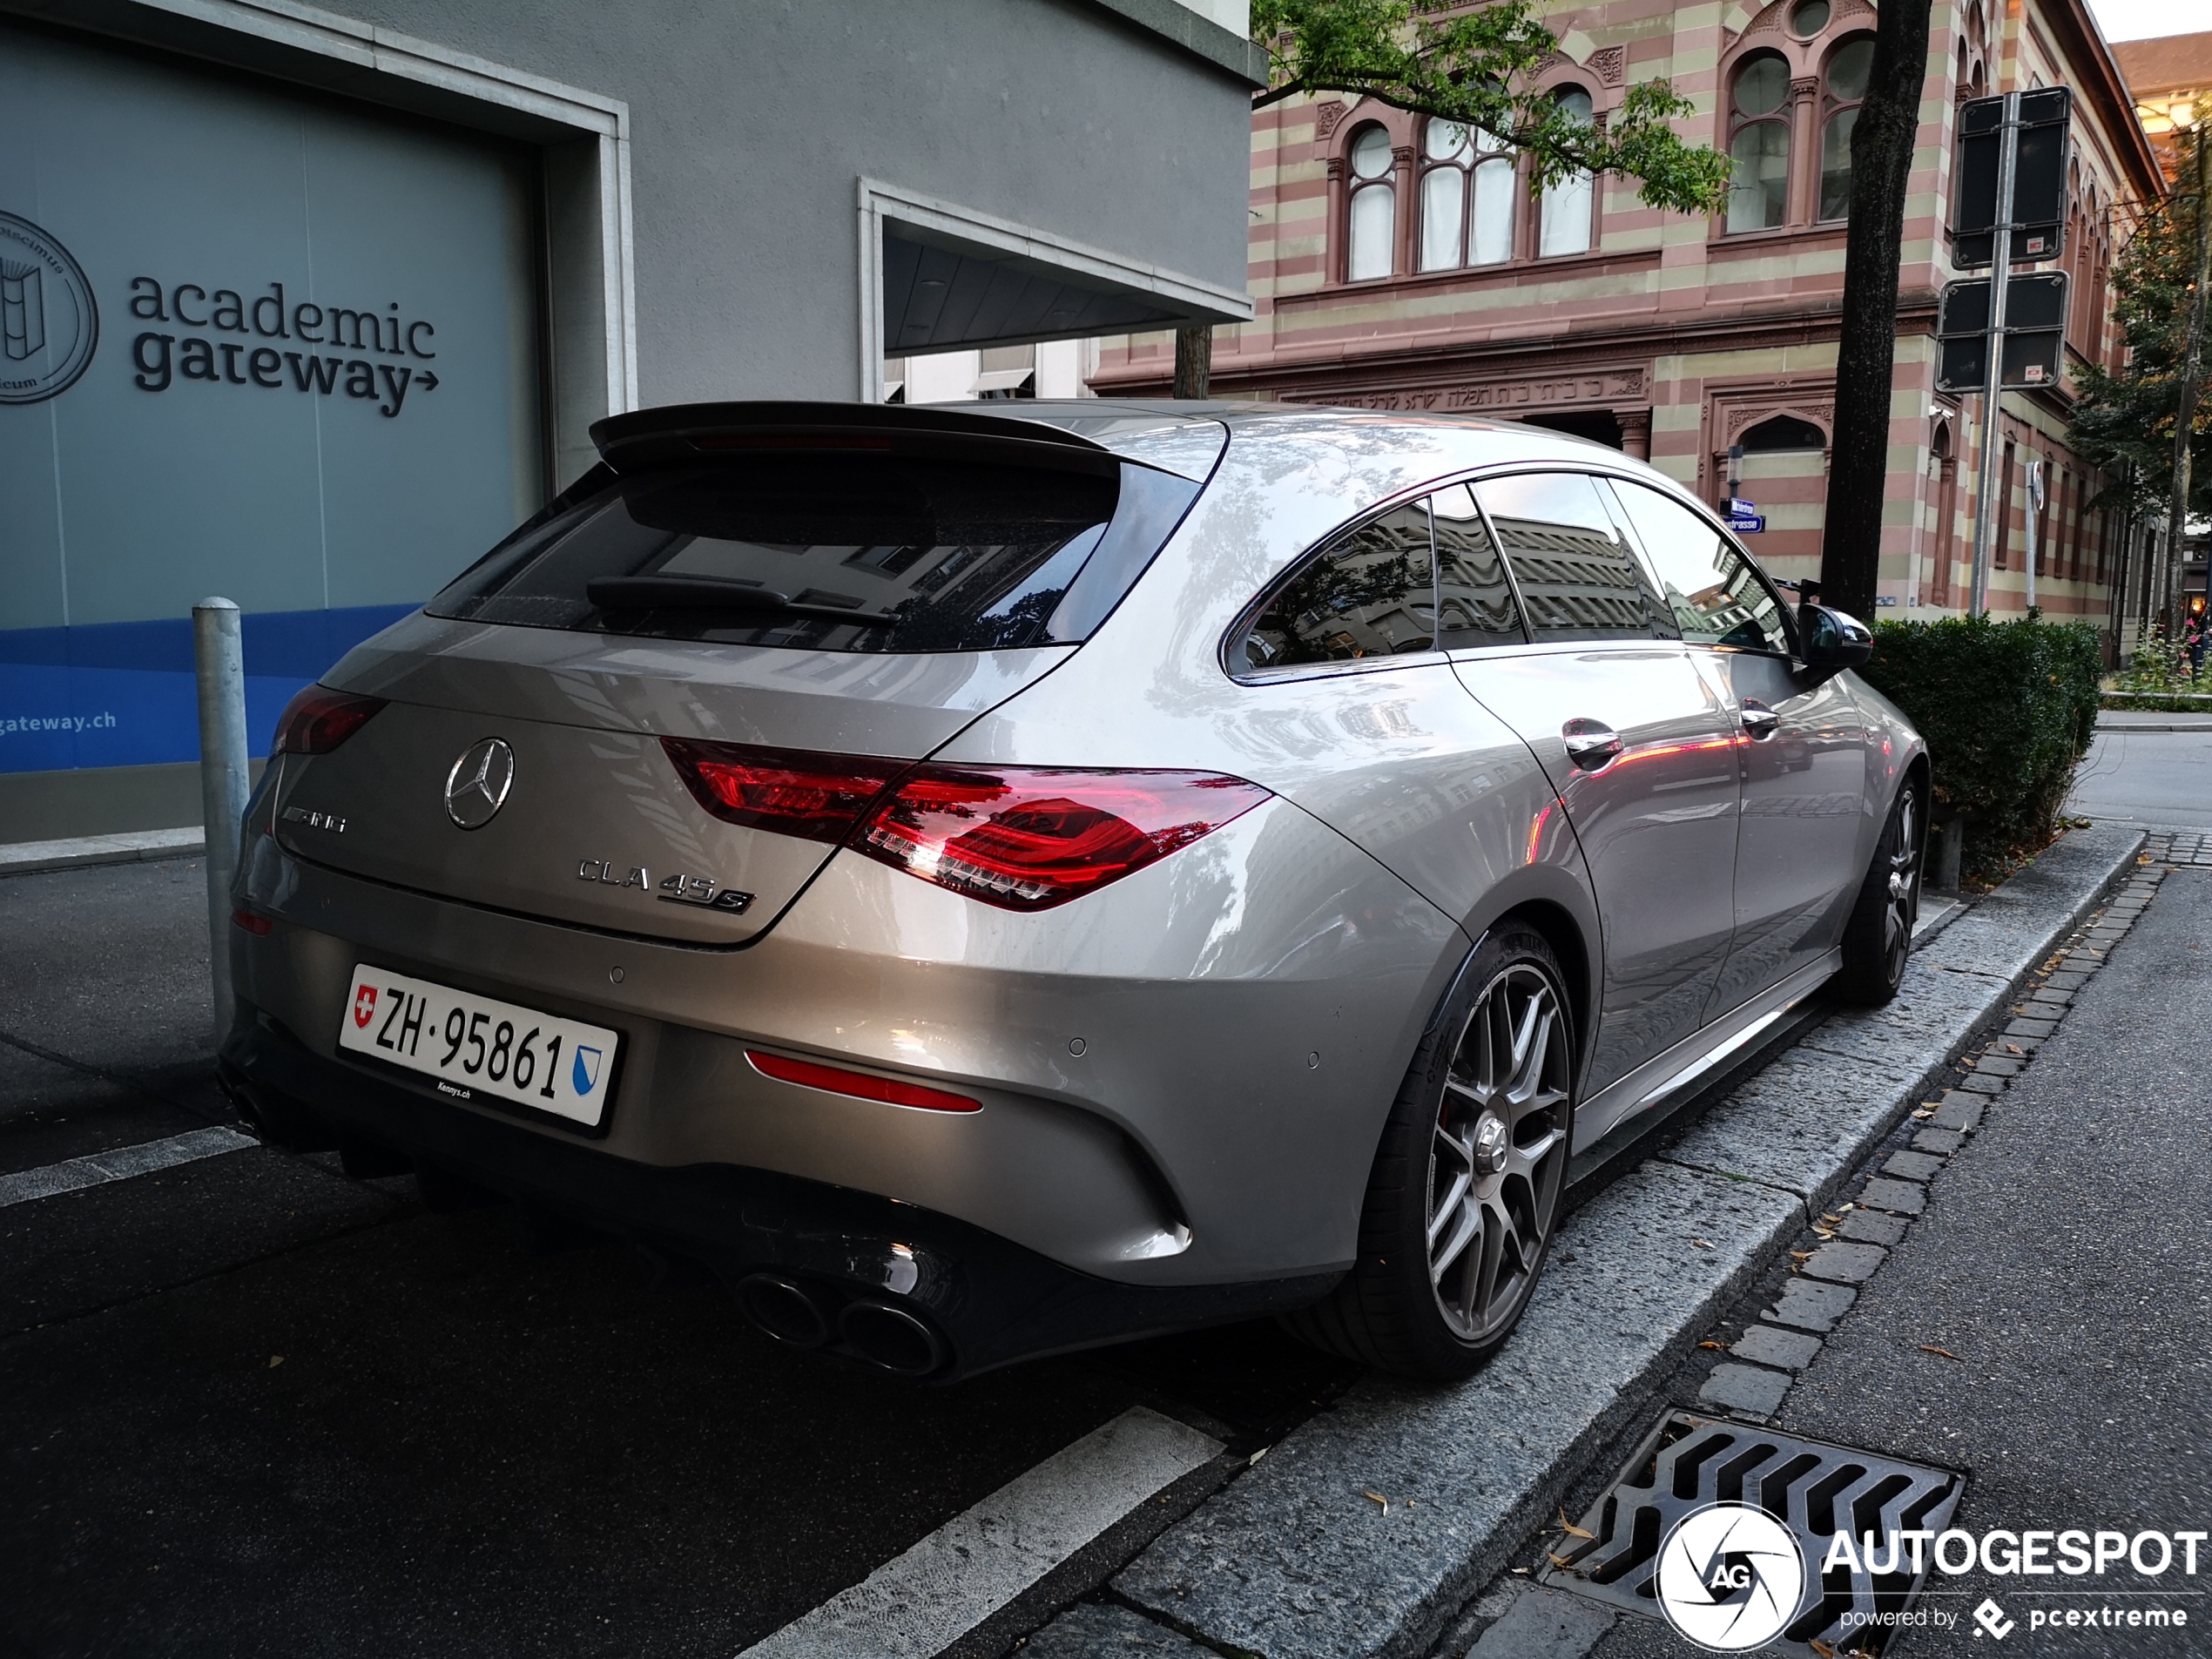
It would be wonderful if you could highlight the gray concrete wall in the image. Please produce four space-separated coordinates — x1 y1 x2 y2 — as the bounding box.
330 0 1257 405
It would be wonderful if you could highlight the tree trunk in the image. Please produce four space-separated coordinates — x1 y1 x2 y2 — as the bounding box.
1174 324 1213 400
2162 127 2210 632
1818 0 1934 622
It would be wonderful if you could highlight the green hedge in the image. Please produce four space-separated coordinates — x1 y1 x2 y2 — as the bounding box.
1858 615 2103 876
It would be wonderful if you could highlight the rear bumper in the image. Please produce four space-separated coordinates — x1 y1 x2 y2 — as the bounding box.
219 1011 1337 1379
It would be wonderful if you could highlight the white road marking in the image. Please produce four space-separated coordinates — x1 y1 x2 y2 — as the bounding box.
737 1405 1222 1659
0 1125 257 1209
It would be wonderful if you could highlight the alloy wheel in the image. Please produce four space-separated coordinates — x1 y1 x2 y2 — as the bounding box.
1883 791 1920 984
1426 964 1572 1344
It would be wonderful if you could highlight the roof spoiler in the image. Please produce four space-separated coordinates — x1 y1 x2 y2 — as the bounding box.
588 400 1116 475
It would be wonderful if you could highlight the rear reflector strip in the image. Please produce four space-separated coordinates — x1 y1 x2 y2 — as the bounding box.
231 907 273 935
745 1050 981 1114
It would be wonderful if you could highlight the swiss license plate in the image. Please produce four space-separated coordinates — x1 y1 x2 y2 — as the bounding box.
337 965 619 1128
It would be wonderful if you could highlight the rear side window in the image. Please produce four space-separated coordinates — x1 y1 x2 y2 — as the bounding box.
1238 502 1436 670
1608 480 1792 654
1474 471 1671 641
426 455 1197 654
1429 484 1522 649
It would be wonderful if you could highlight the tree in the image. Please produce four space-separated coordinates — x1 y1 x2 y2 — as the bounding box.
1175 0 1733 396
2071 125 2211 629
1817 0 1933 622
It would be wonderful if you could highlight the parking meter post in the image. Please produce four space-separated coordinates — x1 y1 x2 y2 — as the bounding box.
1968 91 2020 617
192 598 250 1047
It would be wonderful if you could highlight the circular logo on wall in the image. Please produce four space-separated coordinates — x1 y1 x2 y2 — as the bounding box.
0 212 98 405
1654 1502 1808 1652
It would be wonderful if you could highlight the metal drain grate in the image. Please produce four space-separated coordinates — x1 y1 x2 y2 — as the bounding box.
1540 1412 1963 1656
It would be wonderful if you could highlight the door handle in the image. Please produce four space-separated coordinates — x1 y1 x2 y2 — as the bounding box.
1561 718 1623 771
1739 699 1780 740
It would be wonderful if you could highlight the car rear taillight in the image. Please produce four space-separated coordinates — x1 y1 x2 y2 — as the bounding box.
855 765 1271 912
271 686 387 755
661 738 909 843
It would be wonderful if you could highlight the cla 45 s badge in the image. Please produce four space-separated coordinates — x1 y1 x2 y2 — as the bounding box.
576 858 753 914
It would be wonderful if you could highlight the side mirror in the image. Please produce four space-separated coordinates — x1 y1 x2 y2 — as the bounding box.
1797 603 1872 681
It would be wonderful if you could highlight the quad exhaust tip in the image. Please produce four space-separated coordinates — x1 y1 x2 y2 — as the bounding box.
737 1274 831 1349
839 1300 944 1376
733 1272 946 1375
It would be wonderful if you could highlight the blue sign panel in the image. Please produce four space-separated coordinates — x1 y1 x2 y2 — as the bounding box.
1728 513 1766 534
0 604 413 773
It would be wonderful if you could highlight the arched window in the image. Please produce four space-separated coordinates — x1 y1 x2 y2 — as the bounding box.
1727 52 1792 232
1346 125 1397 281
1539 87 1595 257
1741 414 1826 451
1929 421 1957 606
1420 119 1516 270
1819 37 1874 220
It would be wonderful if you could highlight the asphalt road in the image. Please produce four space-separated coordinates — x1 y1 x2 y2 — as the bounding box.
2067 726 2212 831
1786 866 2212 1656
0 859 1354 1659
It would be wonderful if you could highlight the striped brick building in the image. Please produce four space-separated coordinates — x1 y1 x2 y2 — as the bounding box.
1092 0 2165 640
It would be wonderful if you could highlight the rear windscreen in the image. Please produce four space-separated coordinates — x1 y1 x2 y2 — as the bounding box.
426 454 1197 653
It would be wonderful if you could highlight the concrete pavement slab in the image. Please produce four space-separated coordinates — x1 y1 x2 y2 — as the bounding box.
1020 1602 1217 1657
1730 1324 1820 1369
1800 1240 1885 1284
1835 1208 1907 1246
1696 1361 1791 1415
1858 1177 1928 1214
1764 1278 1855 1332
1460 1583 1616 1656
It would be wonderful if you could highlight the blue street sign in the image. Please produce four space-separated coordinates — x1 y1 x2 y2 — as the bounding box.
1728 513 1765 534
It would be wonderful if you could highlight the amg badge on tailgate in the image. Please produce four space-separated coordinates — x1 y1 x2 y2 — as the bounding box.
576 858 753 914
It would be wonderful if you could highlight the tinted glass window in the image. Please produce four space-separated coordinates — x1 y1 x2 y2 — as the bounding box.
1610 480 1791 653
426 455 1193 654
1474 472 1669 640
1429 484 1524 648
1239 502 1436 671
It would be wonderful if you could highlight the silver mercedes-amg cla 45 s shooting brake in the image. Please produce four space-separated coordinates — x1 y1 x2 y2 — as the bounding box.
221 400 1925 1382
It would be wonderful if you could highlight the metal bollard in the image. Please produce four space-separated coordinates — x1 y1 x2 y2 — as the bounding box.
192 599 251 1047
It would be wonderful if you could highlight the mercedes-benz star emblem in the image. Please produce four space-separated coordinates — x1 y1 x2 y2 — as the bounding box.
443 738 516 830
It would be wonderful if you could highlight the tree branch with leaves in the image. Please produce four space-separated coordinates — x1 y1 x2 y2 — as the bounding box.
1251 0 1731 211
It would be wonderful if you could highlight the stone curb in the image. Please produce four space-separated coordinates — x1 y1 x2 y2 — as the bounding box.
0 827 205 878
1028 826 2145 1659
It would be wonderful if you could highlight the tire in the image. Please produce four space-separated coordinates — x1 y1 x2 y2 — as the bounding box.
1283 922 1575 1380
1833 779 1924 1007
